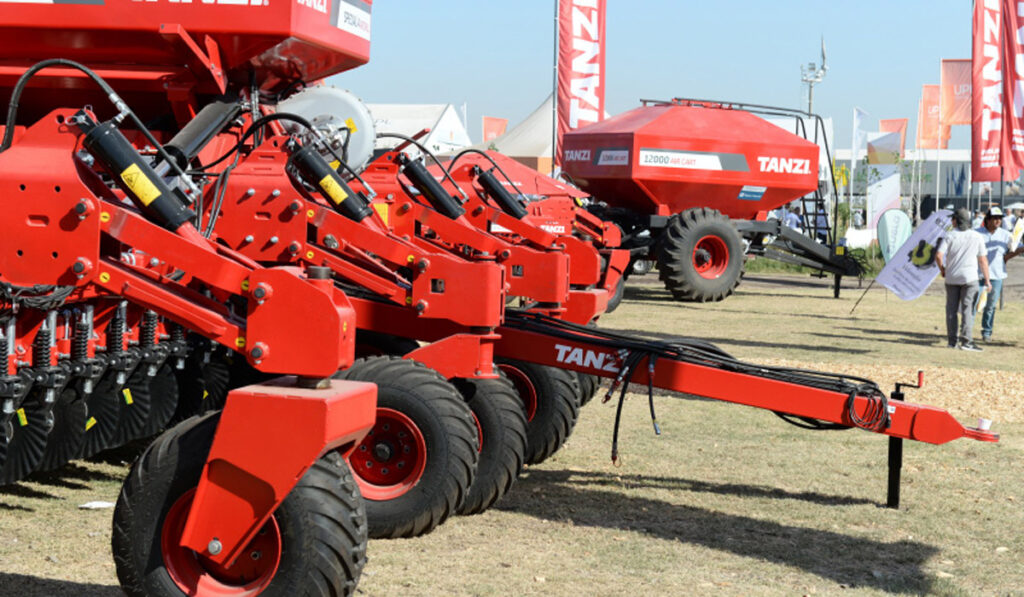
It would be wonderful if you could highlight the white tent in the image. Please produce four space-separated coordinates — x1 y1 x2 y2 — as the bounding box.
479 95 556 174
368 103 472 157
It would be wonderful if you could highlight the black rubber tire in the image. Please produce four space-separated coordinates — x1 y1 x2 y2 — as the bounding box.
337 356 478 539
576 371 601 407
657 207 745 302
79 371 127 459
140 365 179 438
453 374 527 516
0 392 51 485
37 386 88 472
605 274 626 313
355 330 419 358
631 259 654 276
171 345 231 422
110 368 153 447
495 359 580 465
112 412 368 597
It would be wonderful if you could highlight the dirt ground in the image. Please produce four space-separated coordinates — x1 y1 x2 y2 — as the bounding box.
0 268 1021 596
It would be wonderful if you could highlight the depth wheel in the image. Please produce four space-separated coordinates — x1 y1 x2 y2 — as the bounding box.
140 364 179 438
112 412 368 597
496 359 580 465
0 392 51 485
79 371 127 459
37 386 87 472
171 343 230 422
657 207 745 302
110 368 153 446
453 374 527 515
338 356 478 539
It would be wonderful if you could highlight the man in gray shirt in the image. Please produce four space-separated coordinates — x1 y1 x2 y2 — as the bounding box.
936 209 991 351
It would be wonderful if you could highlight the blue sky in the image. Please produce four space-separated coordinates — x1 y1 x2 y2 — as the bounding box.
332 1 973 150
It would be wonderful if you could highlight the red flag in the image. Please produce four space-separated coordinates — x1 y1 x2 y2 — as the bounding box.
917 86 951 149
556 0 607 168
879 118 908 157
939 59 972 125
972 0 1017 181
481 116 508 143
1002 0 1024 170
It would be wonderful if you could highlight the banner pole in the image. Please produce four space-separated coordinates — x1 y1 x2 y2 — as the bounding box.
551 0 559 176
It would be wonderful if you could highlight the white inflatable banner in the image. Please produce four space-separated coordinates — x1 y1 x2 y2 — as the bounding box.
876 210 952 301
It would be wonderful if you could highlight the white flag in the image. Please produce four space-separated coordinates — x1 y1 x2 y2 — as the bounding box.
852 107 870 155
876 210 952 301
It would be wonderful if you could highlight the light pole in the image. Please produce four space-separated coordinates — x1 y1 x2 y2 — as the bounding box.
801 37 828 114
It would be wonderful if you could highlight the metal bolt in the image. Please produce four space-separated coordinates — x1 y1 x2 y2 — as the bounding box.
271 189 281 198
269 236 279 245
149 257 160 267
251 551 262 560
245 188 256 197
324 235 340 250
243 235 255 243
207 539 222 555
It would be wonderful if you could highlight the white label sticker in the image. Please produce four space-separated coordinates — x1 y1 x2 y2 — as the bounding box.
638 149 722 170
337 2 371 40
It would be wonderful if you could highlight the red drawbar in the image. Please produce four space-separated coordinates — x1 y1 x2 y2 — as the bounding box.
179 377 377 568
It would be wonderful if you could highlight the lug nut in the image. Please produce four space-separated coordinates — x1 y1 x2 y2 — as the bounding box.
207 539 222 556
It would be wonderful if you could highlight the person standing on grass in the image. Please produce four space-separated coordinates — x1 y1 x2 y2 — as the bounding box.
974 207 1024 342
936 208 991 351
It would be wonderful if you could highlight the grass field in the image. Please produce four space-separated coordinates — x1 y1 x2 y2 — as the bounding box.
1 272 1021 596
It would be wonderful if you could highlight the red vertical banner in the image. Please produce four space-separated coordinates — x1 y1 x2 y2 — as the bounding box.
917 85 952 149
939 59 973 125
1002 0 1024 170
973 0 1011 181
879 118 908 157
556 0 606 168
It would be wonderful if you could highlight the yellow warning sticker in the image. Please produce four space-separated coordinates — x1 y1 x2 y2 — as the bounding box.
345 117 358 134
122 388 134 405
120 163 161 206
16 408 27 426
329 159 341 170
202 389 209 401
319 175 348 205
85 416 97 431
373 203 389 226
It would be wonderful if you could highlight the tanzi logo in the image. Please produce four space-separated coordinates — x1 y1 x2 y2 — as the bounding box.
757 156 811 174
564 149 591 162
554 344 620 373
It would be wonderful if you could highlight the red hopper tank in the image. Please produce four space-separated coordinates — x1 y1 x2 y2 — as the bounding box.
561 101 820 220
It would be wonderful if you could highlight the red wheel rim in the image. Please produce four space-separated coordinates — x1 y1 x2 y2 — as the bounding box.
692 235 729 279
498 364 537 421
348 407 428 500
161 489 282 596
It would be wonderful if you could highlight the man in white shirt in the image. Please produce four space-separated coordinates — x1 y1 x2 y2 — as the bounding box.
936 209 991 351
974 207 1024 341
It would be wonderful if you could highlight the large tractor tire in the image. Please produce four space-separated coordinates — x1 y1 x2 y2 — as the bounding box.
112 412 368 597
37 386 87 472
0 392 50 484
496 359 580 465
605 274 626 313
452 374 527 515
338 356 478 539
657 207 745 302
576 371 601 407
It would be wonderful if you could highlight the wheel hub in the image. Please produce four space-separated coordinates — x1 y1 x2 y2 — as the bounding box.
692 234 730 279
348 407 428 501
161 488 282 595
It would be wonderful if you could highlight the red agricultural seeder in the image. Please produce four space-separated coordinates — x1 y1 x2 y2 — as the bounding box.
563 98 863 302
0 1 1002 595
